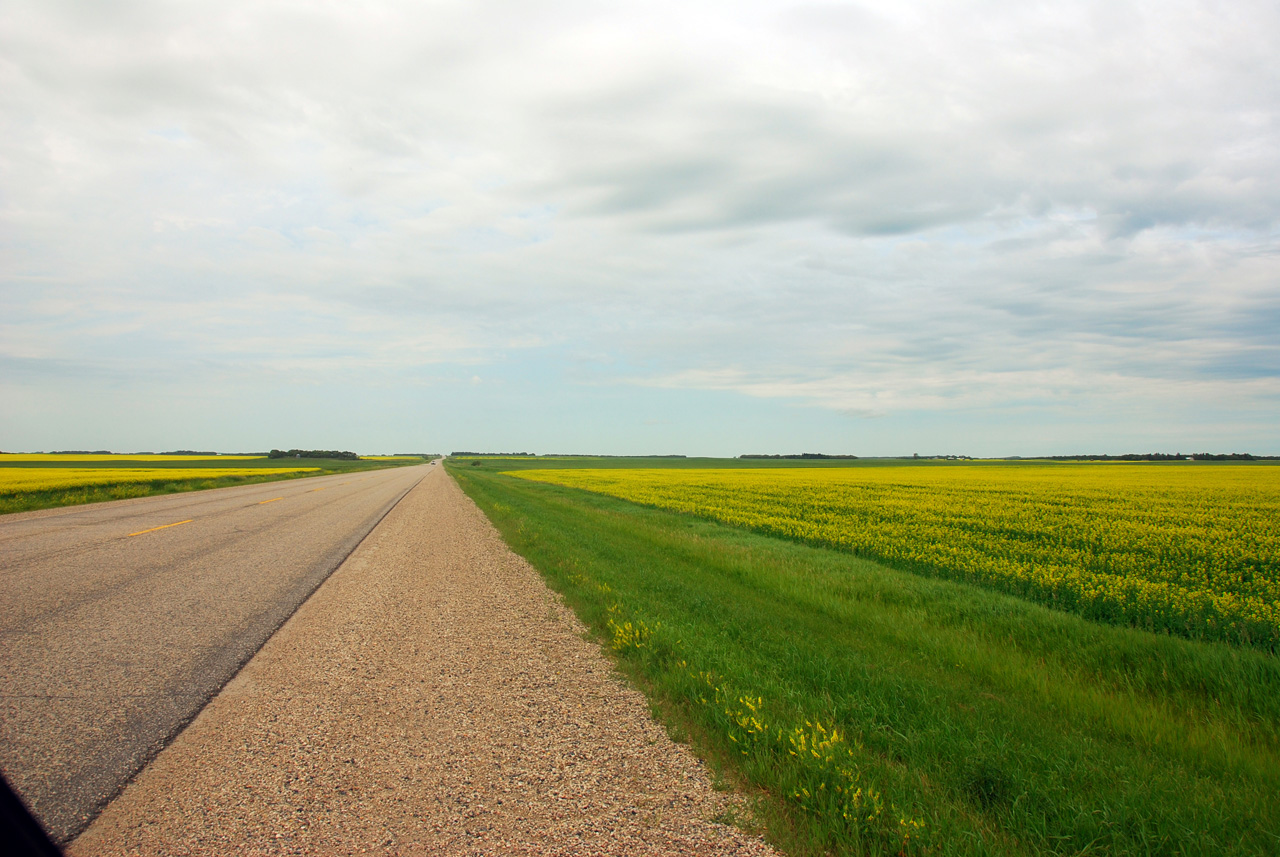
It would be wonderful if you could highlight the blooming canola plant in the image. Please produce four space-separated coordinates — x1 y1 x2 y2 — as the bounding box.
512 463 1280 649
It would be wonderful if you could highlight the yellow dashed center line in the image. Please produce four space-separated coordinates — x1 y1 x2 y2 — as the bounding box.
258 497 284 505
129 519 194 537
308 487 327 492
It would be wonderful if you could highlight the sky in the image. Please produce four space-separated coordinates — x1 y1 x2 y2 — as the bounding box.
2 0 1278 457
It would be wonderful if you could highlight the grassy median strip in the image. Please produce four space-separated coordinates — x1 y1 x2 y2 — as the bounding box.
449 462 1280 857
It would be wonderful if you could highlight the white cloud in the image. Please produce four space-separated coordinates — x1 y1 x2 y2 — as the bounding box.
1 0 1277 453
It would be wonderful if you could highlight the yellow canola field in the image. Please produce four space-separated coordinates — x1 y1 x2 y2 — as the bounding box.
511 464 1280 648
0 454 263 462
0 467 319 493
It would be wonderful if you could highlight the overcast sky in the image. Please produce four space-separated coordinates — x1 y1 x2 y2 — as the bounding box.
2 0 1277 456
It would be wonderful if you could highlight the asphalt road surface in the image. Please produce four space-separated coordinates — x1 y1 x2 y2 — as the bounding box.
0 464 428 844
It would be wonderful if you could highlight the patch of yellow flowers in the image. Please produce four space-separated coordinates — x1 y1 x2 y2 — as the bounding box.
606 603 657 651
593 590 926 854
582 578 928 850
513 463 1280 648
678 657 926 851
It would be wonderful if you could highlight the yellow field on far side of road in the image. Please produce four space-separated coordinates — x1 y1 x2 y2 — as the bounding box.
0 467 319 493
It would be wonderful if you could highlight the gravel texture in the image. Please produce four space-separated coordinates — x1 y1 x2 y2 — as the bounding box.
70 466 778 856
1 467 425 844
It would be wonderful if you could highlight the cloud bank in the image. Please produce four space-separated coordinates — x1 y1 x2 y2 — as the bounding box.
2 0 1277 454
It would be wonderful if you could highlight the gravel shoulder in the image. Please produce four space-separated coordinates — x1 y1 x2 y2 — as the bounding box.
1 466 425 845
70 466 778 856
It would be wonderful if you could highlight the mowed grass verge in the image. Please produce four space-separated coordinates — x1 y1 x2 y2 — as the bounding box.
0 456 423 515
449 463 1280 856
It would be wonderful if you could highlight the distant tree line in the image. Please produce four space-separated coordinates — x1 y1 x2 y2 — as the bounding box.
542 454 687 459
451 452 688 458
451 451 535 457
49 450 224 455
268 449 360 460
740 453 859 460
1048 452 1275 461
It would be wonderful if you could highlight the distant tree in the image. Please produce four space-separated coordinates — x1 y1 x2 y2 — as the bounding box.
268 449 360 460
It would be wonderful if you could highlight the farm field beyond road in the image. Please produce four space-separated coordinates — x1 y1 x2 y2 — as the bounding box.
512 462 1280 649
0 453 425 515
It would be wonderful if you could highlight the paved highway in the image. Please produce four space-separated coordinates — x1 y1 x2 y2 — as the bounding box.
0 464 428 843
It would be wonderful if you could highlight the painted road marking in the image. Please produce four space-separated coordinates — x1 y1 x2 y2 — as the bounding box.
129 520 194 537
308 487 327 492
258 497 284 505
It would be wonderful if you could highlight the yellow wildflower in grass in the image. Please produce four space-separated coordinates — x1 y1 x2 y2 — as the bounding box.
605 604 657 651
558 565 928 849
511 463 1280 648
676 660 920 850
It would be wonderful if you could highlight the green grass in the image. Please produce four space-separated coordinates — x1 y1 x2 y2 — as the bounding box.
449 462 1280 856
0 457 421 515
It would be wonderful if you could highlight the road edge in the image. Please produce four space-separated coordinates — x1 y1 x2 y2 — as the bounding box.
57 465 431 845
